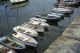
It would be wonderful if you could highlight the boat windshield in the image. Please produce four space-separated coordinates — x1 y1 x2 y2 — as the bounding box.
17 28 25 33
36 14 47 18
3 39 12 44
48 16 53 18
11 43 19 48
23 31 31 35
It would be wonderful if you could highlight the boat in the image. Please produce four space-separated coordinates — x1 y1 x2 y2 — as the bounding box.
60 0 79 5
12 32 38 47
48 13 64 19
36 14 61 22
52 7 74 14
7 50 17 53
10 0 27 4
0 44 16 53
28 20 50 27
0 36 26 50
50 12 64 17
10 1 28 8
28 20 50 32
22 23 45 33
55 0 79 7
30 17 47 22
36 14 48 19
13 26 38 38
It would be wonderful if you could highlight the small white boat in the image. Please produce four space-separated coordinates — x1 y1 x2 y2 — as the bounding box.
22 23 44 33
13 26 38 37
12 32 38 47
35 14 62 22
0 44 16 53
0 36 26 50
53 7 74 14
28 20 50 27
10 1 28 8
7 50 16 53
36 14 47 19
30 17 47 22
48 13 62 18
10 0 26 3
49 12 64 16
61 0 79 5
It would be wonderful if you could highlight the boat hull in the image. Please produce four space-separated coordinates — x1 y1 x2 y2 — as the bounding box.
0 36 26 51
10 0 27 4
13 26 38 37
12 36 38 47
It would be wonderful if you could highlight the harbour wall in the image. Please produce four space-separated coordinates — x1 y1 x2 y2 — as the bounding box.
44 16 80 53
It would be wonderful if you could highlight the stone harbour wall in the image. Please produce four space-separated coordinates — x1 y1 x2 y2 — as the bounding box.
44 16 80 53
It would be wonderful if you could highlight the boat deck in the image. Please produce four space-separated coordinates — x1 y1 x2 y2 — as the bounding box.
22 23 44 32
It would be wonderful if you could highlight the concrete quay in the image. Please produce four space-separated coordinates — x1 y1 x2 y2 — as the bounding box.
44 16 80 53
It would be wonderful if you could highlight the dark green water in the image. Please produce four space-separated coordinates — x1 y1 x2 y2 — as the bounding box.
0 0 80 53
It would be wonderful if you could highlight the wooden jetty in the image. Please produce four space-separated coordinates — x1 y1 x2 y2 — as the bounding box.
44 16 80 53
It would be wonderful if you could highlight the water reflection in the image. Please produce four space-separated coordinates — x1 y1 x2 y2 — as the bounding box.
0 0 9 5
0 0 29 33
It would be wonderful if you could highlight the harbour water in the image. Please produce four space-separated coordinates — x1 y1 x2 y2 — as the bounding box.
0 0 80 53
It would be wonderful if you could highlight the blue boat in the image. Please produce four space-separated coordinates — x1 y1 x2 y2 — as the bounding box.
0 36 26 51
